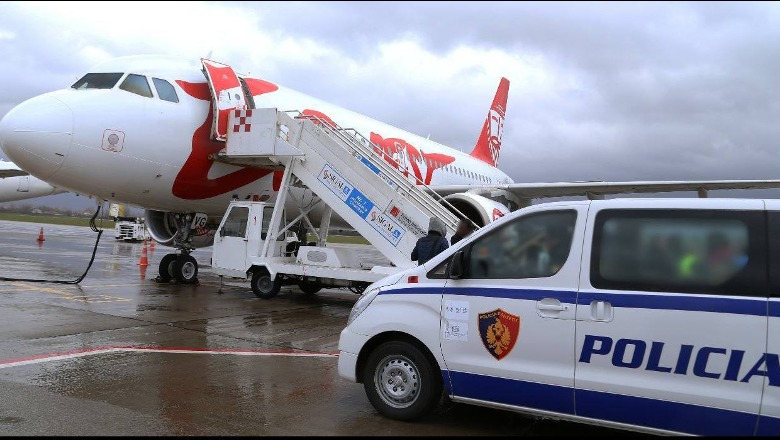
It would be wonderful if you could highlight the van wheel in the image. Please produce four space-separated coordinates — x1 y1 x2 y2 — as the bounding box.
363 341 441 421
251 271 281 299
298 280 321 295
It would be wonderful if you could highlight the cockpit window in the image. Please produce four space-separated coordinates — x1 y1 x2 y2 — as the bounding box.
119 74 153 98
152 78 179 103
71 73 123 90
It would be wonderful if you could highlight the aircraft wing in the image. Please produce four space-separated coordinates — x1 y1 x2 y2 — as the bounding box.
0 160 28 178
427 179 780 201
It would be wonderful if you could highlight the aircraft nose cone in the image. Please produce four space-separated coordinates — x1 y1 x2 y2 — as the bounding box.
0 94 74 179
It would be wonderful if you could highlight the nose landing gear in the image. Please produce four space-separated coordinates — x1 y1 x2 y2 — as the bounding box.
153 212 206 284
156 252 199 284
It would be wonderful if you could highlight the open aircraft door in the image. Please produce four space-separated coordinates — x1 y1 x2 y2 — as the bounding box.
201 59 251 142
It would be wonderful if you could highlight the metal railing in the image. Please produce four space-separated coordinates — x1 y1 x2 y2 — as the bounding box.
283 110 471 232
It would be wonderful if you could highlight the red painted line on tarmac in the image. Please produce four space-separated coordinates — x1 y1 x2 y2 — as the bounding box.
112 345 340 356
0 345 339 369
0 346 117 365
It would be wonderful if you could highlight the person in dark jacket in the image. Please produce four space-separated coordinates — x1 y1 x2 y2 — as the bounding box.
411 218 449 265
451 219 475 245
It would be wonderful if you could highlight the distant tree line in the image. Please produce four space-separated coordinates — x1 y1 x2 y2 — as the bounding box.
0 203 143 218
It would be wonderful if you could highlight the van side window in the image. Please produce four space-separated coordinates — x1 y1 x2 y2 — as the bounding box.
591 209 767 297
465 210 577 279
767 212 780 296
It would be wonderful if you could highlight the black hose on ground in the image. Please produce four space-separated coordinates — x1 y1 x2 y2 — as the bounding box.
0 206 104 284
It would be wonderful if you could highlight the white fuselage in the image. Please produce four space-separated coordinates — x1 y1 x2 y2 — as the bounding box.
0 56 512 218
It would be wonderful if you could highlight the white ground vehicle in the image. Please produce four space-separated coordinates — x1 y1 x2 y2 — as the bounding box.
211 200 399 298
110 203 147 241
338 198 780 436
113 219 147 241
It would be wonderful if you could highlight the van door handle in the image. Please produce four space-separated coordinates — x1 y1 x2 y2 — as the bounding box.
536 298 570 317
589 301 614 322
538 303 567 312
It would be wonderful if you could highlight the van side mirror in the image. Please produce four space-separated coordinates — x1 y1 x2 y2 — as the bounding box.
449 251 464 279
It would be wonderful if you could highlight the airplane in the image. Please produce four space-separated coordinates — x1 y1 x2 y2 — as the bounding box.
0 159 65 202
2 55 780 284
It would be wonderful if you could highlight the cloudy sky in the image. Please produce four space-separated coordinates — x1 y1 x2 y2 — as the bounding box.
2 1 780 209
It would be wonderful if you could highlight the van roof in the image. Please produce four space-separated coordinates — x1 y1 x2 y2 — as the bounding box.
512 197 767 215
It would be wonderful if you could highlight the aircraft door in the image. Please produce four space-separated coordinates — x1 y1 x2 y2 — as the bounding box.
201 59 250 142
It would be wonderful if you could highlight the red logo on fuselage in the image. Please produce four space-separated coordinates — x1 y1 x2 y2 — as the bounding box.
299 109 456 186
172 80 279 200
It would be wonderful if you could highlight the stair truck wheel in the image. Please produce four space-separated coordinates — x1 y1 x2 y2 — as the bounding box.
251 269 281 299
298 280 322 295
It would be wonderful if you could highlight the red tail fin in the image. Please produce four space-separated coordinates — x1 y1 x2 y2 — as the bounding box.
469 77 510 167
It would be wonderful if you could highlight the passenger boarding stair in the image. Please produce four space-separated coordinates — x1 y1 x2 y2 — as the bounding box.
214 107 461 269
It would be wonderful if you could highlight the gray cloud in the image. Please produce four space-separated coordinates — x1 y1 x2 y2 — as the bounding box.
3 0 780 211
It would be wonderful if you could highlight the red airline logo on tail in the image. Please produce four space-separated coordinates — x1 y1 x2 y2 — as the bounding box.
469 77 510 168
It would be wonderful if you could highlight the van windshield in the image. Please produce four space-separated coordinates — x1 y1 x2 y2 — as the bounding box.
71 73 124 90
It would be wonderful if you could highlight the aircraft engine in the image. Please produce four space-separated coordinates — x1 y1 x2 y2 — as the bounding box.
144 209 217 248
442 193 510 228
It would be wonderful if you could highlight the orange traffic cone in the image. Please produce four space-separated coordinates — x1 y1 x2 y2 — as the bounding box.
37 227 45 242
148 239 155 251
138 240 149 267
139 263 147 281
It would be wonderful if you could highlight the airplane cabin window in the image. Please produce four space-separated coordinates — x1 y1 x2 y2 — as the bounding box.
71 73 124 90
119 74 153 98
152 78 179 103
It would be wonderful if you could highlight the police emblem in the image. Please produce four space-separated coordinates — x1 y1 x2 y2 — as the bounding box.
478 309 520 360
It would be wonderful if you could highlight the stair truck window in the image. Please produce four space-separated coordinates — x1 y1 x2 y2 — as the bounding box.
71 73 124 90
221 207 249 238
261 206 287 241
152 78 179 103
119 74 153 98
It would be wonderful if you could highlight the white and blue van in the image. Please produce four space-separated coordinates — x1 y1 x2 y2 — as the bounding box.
337 198 780 436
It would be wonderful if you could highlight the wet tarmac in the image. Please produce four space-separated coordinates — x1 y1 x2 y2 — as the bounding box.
0 220 633 436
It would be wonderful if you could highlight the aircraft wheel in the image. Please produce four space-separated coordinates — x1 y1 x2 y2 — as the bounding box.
158 253 178 282
173 254 199 284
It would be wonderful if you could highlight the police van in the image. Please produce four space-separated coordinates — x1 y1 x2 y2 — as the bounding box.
337 198 780 436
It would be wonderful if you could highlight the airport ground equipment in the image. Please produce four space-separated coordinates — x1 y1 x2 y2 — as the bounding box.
110 203 147 241
210 108 464 298
114 219 147 241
